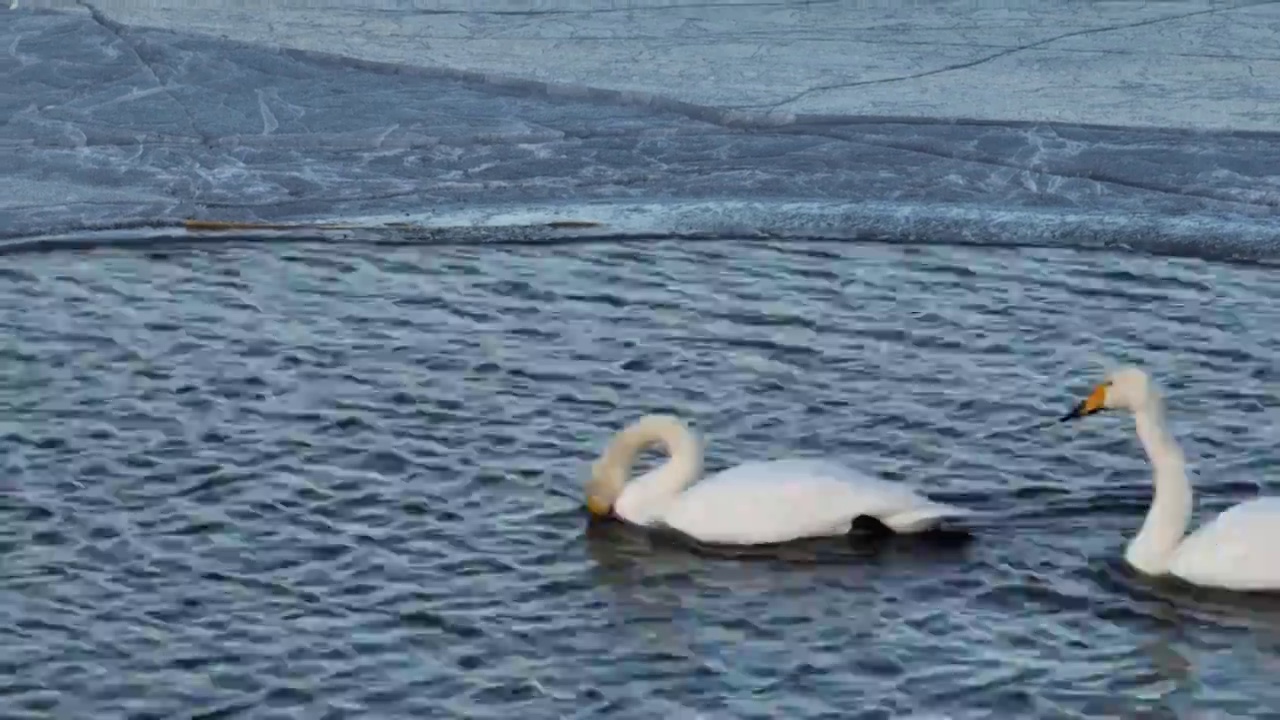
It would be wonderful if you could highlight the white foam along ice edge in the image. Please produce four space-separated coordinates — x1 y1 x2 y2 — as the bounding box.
5 200 1280 264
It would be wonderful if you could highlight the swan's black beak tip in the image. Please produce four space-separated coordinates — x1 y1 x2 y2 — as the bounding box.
1060 398 1107 423
1059 400 1086 423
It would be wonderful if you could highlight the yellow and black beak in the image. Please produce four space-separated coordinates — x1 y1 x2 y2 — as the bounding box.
585 494 613 518
1060 382 1109 422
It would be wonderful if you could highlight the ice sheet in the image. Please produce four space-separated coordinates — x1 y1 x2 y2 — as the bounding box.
17 0 1280 131
3 2 1279 259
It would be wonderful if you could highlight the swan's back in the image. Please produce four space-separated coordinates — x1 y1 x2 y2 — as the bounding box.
659 458 966 545
1170 497 1280 591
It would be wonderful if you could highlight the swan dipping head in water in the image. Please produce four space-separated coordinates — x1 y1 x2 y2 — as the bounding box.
585 415 702 521
1061 366 1280 592
584 414 971 546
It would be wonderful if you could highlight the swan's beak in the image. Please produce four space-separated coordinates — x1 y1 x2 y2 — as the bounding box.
1060 383 1108 422
585 494 613 518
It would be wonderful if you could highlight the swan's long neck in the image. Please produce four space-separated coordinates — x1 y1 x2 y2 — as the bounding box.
606 417 703 525
1124 394 1193 576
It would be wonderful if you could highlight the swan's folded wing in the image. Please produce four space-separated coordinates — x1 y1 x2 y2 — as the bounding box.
1170 497 1280 591
659 458 961 545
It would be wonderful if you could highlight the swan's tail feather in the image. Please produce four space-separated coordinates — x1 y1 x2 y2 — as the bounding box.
882 502 973 534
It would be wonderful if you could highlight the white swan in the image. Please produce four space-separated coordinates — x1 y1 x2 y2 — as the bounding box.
583 414 972 545
1061 366 1280 591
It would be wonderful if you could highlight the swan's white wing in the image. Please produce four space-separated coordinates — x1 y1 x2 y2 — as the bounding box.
658 458 969 545
1169 497 1280 591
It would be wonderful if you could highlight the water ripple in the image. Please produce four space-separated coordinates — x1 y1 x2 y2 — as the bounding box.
3 240 1280 718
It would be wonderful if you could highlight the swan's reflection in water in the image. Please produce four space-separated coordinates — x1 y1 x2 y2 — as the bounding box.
1095 555 1280 637
582 513 976 574
1042 555 1280 718
578 515 985 714
580 514 1280 717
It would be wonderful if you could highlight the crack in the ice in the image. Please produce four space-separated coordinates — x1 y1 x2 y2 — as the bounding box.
75 0 211 146
727 31 1280 62
788 126 1278 211
373 0 842 17
729 1 1280 110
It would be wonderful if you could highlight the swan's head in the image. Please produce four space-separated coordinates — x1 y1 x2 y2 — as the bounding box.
585 456 626 518
1060 366 1153 421
584 414 695 518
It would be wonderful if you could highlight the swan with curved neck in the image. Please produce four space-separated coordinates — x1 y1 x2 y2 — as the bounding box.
584 414 972 545
1061 366 1280 591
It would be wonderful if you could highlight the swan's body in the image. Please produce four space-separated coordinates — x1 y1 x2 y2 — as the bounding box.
1062 366 1280 591
584 415 971 545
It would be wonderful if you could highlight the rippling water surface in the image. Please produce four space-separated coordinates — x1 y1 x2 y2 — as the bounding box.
4 239 1280 718
7 3 1280 717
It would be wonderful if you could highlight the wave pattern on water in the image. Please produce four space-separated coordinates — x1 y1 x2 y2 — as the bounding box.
4 240 1280 718
7 5 1280 718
